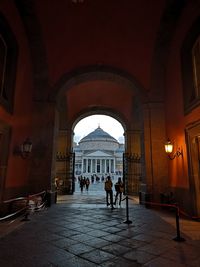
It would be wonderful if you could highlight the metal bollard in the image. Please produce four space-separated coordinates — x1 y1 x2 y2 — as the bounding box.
173 204 185 242
123 195 132 224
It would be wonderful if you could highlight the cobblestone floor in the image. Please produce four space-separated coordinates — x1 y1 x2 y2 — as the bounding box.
0 182 200 266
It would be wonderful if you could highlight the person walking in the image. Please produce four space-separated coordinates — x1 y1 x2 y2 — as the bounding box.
104 176 114 210
114 177 124 206
80 177 85 192
85 177 90 191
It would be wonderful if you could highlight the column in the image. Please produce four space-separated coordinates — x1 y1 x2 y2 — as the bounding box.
86 159 88 174
95 159 97 173
81 158 84 173
100 159 102 173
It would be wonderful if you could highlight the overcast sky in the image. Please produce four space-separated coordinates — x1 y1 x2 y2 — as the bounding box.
74 115 124 144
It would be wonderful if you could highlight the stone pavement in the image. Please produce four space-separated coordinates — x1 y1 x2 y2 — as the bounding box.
0 183 200 266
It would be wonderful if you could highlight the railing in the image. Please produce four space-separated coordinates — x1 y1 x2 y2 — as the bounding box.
0 191 47 223
0 197 28 221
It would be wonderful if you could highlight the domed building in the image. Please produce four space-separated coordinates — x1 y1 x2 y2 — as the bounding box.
73 126 124 178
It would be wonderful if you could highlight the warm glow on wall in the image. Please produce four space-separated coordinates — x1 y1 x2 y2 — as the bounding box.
165 139 183 160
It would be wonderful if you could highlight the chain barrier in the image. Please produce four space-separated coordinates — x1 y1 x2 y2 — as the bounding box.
179 208 200 221
128 197 188 242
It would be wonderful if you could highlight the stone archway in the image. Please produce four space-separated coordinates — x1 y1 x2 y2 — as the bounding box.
52 67 147 196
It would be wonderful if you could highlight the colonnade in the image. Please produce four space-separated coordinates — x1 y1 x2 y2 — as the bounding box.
82 158 115 175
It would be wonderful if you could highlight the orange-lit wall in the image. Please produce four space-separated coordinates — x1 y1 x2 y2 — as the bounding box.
165 5 200 191
35 0 165 92
66 81 134 126
0 2 33 197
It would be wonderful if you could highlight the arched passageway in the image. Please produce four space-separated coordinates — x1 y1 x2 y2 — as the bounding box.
49 66 168 202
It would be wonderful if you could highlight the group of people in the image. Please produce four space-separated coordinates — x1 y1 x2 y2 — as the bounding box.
104 176 124 210
79 176 90 192
77 175 124 209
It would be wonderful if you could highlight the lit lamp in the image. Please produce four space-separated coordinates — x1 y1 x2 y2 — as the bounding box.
13 138 32 159
165 139 182 160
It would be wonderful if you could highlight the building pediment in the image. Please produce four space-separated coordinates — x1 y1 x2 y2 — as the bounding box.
85 150 112 157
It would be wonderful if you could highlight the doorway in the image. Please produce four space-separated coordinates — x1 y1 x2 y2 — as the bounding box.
186 122 200 216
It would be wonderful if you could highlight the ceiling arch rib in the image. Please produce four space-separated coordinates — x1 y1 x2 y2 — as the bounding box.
15 0 187 105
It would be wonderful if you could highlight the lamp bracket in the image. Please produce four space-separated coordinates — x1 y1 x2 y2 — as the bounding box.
168 148 183 160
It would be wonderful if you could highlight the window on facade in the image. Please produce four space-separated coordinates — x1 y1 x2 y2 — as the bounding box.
88 159 91 173
181 18 200 113
111 159 114 173
185 123 200 215
102 159 105 173
0 14 18 113
92 159 95 173
97 159 100 173
83 159 86 173
106 159 109 172
192 37 200 100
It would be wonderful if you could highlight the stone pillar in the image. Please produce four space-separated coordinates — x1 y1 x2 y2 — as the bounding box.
142 102 168 200
28 102 57 193
65 128 74 192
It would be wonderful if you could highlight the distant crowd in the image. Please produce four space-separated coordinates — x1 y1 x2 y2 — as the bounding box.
77 174 124 209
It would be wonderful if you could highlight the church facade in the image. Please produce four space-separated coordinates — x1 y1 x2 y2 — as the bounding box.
73 126 124 178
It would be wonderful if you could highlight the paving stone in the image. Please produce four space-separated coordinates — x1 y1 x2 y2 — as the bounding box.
101 243 132 255
65 242 95 255
0 190 200 267
81 236 113 248
60 255 99 267
87 229 110 238
118 238 147 249
124 249 156 264
143 256 187 267
101 233 125 242
51 237 78 249
101 256 140 267
132 233 157 243
69 233 94 242
80 249 116 264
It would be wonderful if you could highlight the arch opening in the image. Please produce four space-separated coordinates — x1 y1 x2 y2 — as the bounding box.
72 114 125 194
52 67 146 200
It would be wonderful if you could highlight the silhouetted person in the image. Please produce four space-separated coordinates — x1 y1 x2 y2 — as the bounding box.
85 178 90 191
80 177 85 192
114 177 124 206
104 176 114 210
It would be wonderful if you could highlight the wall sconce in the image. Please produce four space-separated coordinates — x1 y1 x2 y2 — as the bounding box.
165 139 182 160
13 138 32 159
